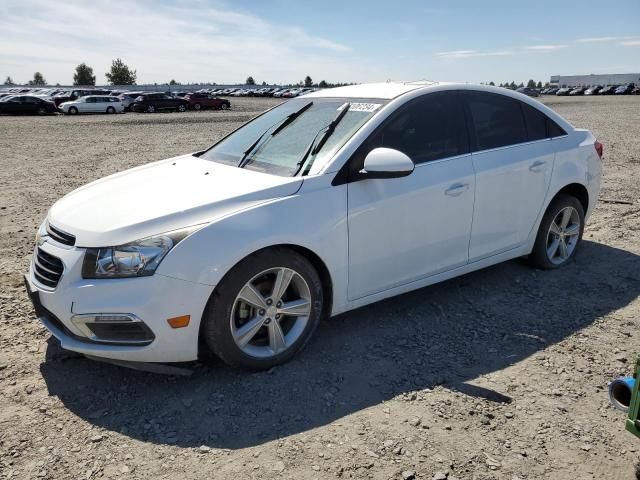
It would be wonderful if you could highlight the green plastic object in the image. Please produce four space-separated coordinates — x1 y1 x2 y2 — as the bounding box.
627 355 640 438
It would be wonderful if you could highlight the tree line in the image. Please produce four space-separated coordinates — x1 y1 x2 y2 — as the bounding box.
4 59 137 87
3 66 550 90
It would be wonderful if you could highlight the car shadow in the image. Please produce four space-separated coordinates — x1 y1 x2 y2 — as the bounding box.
40 240 640 449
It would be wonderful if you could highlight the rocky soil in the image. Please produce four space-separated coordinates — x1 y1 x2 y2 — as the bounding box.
0 96 639 479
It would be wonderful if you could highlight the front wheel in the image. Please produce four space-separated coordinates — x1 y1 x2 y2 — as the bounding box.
106 106 116 114
529 194 585 269
68 107 78 115
193 103 201 111
201 248 324 370
221 103 230 110
177 104 186 112
147 105 156 113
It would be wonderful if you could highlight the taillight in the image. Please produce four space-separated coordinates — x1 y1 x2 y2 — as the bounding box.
594 140 603 159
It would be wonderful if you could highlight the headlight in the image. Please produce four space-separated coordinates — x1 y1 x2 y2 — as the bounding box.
81 226 201 279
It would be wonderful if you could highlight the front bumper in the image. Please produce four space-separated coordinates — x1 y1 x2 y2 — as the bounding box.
26 239 213 363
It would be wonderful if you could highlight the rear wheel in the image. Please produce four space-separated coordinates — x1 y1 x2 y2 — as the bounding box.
201 248 324 370
177 104 186 112
193 103 201 111
221 103 230 110
68 107 78 115
36 107 46 115
147 105 156 113
529 194 584 269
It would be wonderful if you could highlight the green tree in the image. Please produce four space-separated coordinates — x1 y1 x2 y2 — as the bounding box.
73 63 96 85
318 80 328 88
245 76 256 85
105 58 137 85
4 76 15 85
304 75 313 87
28 72 46 86
509 81 517 89
536 81 543 88
261 81 267 86
518 82 525 88
488 81 495 86
526 79 536 88
169 79 179 85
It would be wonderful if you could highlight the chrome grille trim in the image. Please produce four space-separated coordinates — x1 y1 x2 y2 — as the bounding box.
46 223 76 247
33 248 64 288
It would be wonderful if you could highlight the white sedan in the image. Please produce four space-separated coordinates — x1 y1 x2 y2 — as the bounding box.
26 82 602 370
59 95 124 114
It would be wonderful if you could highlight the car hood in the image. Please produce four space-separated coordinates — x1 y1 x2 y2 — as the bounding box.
48 154 303 247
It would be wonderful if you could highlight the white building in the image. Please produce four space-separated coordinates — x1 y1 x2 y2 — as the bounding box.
550 73 640 87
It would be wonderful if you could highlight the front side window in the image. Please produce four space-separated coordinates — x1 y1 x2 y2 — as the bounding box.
366 92 468 164
200 97 386 176
464 92 527 150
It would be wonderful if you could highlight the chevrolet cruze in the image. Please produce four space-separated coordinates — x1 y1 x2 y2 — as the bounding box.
25 82 603 370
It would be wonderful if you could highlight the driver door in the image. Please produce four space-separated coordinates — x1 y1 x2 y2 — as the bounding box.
346 92 475 300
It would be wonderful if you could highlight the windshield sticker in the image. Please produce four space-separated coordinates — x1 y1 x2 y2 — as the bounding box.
348 103 382 113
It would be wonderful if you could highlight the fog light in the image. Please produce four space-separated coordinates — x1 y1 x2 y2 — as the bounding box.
71 314 155 345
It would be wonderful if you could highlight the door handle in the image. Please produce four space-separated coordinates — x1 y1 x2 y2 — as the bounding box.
445 183 469 196
529 160 547 172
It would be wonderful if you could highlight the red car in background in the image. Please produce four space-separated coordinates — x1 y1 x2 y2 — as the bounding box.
184 92 231 110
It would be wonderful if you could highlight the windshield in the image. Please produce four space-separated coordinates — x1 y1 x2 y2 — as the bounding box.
199 97 386 176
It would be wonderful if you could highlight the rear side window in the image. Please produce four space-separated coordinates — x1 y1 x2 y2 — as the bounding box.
521 103 547 141
370 92 469 164
464 92 527 150
547 118 567 137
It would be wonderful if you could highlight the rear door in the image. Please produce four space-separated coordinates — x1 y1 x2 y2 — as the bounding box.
461 91 554 261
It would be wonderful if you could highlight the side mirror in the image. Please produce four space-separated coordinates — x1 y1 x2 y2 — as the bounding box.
360 148 415 179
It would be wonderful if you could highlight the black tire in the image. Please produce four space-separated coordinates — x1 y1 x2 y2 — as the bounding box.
36 107 46 115
221 103 229 110
529 193 585 269
106 106 116 114
201 247 324 370
68 107 78 115
193 103 201 111
147 105 155 113
177 104 186 112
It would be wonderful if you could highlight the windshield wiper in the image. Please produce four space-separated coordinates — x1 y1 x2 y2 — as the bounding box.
293 102 350 176
238 101 313 168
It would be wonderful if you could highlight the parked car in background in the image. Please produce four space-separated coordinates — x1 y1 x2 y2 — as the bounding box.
632 86 640 95
53 89 111 106
130 93 189 113
598 86 616 95
555 88 572 96
59 96 124 115
184 92 231 110
615 84 635 95
0 95 57 115
584 86 602 95
26 82 602 370
569 86 587 96
516 87 540 97
117 92 146 111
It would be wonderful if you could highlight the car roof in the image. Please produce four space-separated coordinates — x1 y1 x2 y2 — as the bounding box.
304 81 439 99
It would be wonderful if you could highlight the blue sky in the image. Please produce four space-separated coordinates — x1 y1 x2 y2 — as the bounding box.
1 0 639 85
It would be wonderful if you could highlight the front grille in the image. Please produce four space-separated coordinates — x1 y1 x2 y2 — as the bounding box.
46 223 76 247
33 248 64 288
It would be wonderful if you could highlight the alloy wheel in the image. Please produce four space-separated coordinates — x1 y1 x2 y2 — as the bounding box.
546 206 581 265
230 267 312 358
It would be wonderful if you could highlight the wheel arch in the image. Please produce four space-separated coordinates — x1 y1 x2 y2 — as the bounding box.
551 183 589 214
197 243 334 357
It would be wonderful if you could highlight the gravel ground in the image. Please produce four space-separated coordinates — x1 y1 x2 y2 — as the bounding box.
0 96 639 480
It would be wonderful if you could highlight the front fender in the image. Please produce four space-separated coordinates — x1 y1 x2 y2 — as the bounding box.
157 174 349 315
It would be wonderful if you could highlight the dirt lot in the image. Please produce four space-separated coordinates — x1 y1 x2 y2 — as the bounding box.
0 95 639 480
